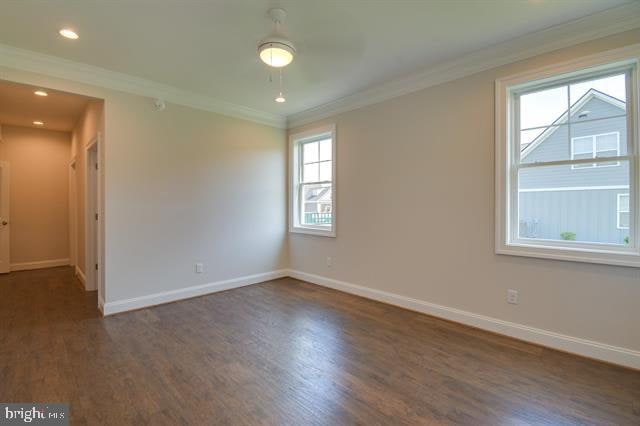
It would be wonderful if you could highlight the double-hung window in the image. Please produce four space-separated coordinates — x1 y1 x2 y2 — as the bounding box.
496 50 639 267
289 124 336 237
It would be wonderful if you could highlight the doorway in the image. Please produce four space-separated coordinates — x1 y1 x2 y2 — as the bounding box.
0 78 105 313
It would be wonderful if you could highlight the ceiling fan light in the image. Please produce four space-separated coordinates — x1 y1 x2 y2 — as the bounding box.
258 40 295 68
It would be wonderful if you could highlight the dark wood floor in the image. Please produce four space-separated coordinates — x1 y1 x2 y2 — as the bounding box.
1 267 638 425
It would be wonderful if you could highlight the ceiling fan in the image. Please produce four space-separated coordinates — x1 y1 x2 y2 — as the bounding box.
257 8 294 103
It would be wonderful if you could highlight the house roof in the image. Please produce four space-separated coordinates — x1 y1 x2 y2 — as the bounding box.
305 186 331 203
520 89 626 159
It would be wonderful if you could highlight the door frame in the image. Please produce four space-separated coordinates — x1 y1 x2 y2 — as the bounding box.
0 161 10 274
69 157 77 268
84 134 103 307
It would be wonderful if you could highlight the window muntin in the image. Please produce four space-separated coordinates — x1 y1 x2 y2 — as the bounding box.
290 125 336 237
618 193 630 230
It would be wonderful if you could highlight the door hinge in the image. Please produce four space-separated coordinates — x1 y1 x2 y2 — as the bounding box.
95 263 98 270
95 213 98 221
95 163 98 170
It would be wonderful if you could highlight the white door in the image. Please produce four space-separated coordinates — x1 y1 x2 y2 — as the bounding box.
0 162 10 273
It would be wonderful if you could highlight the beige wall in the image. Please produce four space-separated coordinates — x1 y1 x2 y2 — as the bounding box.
0 125 71 265
71 100 104 275
289 29 640 353
103 96 288 302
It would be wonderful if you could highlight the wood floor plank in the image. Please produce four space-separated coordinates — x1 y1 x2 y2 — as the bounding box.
1 267 638 425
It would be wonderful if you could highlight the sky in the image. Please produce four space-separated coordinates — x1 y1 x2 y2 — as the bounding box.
520 73 626 145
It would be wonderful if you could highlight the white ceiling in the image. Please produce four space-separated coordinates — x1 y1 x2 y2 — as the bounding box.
0 80 91 131
0 0 633 118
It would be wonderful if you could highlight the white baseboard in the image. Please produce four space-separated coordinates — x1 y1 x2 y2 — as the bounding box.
75 265 86 287
102 269 288 316
287 269 640 370
10 258 70 272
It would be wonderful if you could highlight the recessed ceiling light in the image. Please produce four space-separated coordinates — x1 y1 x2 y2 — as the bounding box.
34 90 48 97
275 95 286 103
33 121 44 126
59 28 79 40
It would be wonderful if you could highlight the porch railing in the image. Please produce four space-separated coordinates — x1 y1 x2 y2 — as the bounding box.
304 212 332 225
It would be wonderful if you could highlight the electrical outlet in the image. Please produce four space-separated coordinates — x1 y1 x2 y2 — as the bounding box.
326 257 332 267
507 289 519 305
195 263 203 274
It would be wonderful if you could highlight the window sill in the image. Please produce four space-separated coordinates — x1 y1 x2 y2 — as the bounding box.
496 241 640 268
290 226 336 238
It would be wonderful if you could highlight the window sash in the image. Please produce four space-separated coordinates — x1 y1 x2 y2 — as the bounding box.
507 64 636 253
301 138 332 163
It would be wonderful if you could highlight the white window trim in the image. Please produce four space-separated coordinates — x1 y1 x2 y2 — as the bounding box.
618 193 630 230
289 124 336 237
495 45 640 267
570 132 620 169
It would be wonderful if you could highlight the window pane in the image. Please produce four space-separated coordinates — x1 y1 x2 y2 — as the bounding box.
319 139 332 161
520 125 569 164
303 163 319 182
303 142 319 163
572 136 593 155
301 183 332 226
521 128 546 148
570 73 626 121
518 161 630 244
618 194 629 211
319 161 332 181
596 133 619 153
520 87 628 166
520 85 568 130
619 212 630 229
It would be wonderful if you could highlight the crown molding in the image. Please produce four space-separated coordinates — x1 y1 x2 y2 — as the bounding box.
0 43 287 129
1 3 638 131
286 2 640 129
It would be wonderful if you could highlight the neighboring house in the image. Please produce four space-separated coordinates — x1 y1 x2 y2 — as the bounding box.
303 185 333 224
519 89 629 244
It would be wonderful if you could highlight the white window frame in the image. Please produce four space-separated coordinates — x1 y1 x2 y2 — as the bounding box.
289 124 336 237
617 193 630 230
495 45 640 267
570 132 620 169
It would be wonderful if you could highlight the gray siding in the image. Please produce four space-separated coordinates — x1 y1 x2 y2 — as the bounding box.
520 97 627 190
519 189 629 244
